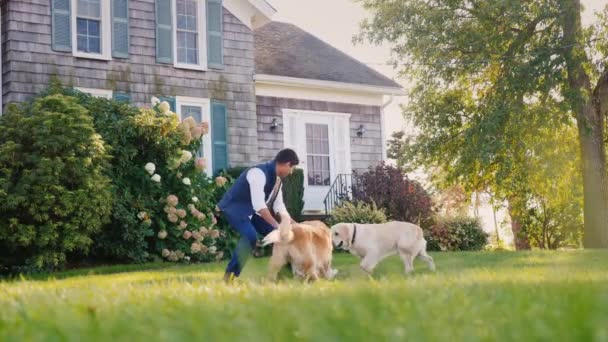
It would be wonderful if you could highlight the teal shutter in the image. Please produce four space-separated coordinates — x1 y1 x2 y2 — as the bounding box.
112 0 130 58
211 101 229 175
51 0 72 52
207 0 224 68
113 92 131 103
158 96 176 112
155 0 173 64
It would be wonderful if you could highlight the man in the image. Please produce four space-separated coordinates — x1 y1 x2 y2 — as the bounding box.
219 148 299 282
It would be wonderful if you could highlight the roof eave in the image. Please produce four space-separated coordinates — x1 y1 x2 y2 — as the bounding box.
249 0 276 28
254 74 406 96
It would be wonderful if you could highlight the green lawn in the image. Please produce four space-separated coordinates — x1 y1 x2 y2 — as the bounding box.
1 250 607 341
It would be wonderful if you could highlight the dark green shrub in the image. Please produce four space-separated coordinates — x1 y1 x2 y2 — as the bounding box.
426 216 488 251
0 95 113 272
282 168 304 221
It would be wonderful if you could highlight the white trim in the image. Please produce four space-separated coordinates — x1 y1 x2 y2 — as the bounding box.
175 96 213 175
380 95 394 161
255 74 406 96
282 108 352 120
75 87 113 99
255 83 384 106
71 0 112 61
248 0 276 19
173 0 208 71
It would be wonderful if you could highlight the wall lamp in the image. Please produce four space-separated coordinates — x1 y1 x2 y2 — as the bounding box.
270 118 278 131
356 124 366 137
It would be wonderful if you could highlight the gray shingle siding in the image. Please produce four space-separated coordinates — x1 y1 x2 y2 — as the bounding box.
1 0 258 166
256 96 383 173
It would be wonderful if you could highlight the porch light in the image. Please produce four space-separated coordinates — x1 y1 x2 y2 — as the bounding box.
270 118 279 131
356 124 365 137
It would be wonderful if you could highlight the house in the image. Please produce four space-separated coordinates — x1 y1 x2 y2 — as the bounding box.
0 0 403 214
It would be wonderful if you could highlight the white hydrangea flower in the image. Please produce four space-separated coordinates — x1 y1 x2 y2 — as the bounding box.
182 177 191 186
180 150 193 163
159 101 171 114
209 246 217 254
151 174 161 182
144 162 156 175
151 96 161 106
192 196 199 203
158 230 168 239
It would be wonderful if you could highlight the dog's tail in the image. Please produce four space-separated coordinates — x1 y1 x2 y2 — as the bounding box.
262 212 294 246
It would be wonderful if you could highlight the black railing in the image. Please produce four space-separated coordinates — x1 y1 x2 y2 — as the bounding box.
323 174 354 216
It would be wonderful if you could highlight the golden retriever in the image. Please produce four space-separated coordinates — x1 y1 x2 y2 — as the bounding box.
331 221 435 275
263 214 337 282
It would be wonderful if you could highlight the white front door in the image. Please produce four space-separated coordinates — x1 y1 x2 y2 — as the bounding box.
283 110 352 212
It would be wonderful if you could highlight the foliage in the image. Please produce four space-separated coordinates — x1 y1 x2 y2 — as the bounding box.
39 83 235 264
0 95 113 272
352 163 433 227
282 168 305 221
357 0 608 247
426 216 488 251
327 201 387 226
223 166 248 180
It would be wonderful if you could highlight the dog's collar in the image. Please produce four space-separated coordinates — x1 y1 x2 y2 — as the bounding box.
351 224 357 246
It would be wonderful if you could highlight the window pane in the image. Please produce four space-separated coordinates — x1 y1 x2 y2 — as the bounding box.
88 37 101 53
77 35 88 52
181 106 202 123
321 157 329 173
177 15 187 30
176 0 185 15
187 48 197 64
89 0 101 18
177 48 186 64
323 171 331 186
88 20 100 37
177 32 186 48
186 32 197 49
77 18 87 34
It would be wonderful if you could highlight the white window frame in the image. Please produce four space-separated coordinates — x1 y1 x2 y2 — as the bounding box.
173 0 208 71
175 96 212 174
75 87 113 99
71 0 112 61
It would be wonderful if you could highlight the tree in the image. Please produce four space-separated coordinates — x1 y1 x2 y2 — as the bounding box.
358 0 608 247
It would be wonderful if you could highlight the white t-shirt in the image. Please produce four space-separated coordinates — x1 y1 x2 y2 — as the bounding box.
246 167 287 214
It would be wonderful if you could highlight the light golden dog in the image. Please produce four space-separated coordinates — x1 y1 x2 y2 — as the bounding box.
263 214 337 282
331 221 435 275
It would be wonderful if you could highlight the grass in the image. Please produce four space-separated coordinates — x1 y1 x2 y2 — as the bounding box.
1 250 607 341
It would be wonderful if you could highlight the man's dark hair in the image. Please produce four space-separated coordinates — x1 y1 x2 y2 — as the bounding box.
275 148 299 165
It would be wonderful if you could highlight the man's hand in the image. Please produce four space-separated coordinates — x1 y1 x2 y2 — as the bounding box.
258 208 280 229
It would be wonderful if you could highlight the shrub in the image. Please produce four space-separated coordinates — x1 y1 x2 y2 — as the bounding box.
41 84 235 264
327 201 387 226
282 168 305 221
352 163 434 227
426 216 488 251
223 166 248 180
0 95 113 272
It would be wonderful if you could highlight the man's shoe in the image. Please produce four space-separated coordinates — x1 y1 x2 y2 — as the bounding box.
223 272 235 284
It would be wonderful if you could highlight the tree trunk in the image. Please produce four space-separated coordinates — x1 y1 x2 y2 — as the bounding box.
561 0 608 248
507 200 530 250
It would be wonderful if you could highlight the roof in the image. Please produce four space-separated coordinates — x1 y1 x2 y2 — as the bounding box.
254 22 402 90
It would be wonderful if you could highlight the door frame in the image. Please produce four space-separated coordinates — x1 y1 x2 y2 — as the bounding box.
282 108 352 212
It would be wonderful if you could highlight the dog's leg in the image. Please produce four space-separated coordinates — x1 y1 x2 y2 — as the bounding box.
417 246 436 271
359 254 379 275
267 246 287 282
398 249 415 274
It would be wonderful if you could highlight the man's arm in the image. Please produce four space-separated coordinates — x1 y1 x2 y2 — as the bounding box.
246 168 280 229
273 187 296 224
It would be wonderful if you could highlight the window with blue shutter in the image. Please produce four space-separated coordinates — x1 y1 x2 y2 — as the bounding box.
112 0 130 58
113 91 131 103
207 0 223 69
211 101 228 175
158 96 176 112
155 0 174 64
52 0 72 52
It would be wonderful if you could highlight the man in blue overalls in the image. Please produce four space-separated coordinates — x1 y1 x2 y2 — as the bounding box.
219 149 300 282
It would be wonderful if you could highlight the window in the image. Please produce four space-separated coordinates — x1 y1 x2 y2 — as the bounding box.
72 0 111 60
175 96 212 173
173 0 207 70
75 87 113 99
306 123 331 186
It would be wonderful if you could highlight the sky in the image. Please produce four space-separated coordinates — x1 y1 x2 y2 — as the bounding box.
268 0 607 242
